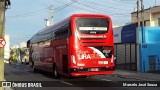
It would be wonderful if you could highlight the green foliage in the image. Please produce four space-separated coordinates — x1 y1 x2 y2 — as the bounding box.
11 56 17 63
10 55 17 63
10 49 14 56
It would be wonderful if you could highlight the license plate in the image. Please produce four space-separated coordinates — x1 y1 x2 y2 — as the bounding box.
91 68 98 71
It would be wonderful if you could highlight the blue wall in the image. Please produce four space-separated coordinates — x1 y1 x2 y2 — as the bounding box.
139 27 160 72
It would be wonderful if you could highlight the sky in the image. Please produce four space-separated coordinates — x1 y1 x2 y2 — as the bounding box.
5 0 160 46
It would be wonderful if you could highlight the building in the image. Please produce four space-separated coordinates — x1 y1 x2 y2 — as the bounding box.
4 35 10 60
131 5 160 26
11 45 19 49
19 42 29 64
20 42 27 48
113 5 160 72
113 24 137 71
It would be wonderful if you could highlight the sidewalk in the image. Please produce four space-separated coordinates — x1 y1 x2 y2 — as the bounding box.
113 69 160 81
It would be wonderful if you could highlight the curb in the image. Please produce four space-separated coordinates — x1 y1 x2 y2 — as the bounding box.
111 74 156 81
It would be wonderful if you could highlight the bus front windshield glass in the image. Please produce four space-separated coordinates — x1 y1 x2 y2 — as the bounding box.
76 18 109 34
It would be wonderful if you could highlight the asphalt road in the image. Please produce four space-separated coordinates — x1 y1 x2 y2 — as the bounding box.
4 63 160 90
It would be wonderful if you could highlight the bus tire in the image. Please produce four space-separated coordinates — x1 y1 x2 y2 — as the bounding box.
69 75 73 79
53 65 60 79
32 62 37 72
29 61 33 68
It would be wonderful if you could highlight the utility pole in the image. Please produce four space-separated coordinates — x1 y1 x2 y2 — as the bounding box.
141 0 144 43
155 0 157 6
137 0 141 43
0 0 5 90
137 0 140 29
0 1 10 90
141 0 144 27
0 0 6 86
136 0 141 71
50 5 54 26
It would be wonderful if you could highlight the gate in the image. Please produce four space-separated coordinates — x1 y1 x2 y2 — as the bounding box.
148 56 156 71
114 43 137 71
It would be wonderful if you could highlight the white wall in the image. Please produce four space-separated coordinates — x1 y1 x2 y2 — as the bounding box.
153 12 160 26
4 35 10 60
113 26 123 43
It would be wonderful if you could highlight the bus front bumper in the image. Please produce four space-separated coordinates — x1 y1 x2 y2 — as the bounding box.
70 67 115 77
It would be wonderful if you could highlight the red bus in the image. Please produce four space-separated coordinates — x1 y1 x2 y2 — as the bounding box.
29 14 115 78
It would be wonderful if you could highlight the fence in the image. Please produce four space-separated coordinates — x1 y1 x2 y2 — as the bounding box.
114 43 137 71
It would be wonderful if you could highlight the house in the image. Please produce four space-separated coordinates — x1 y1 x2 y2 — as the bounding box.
131 5 160 27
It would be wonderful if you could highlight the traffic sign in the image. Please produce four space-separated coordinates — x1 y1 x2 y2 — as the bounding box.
0 38 6 48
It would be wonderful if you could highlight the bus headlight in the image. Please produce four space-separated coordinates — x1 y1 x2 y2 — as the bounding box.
71 55 76 64
111 55 114 63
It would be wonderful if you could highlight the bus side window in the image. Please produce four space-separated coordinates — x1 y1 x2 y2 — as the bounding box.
61 27 68 38
53 23 71 40
68 26 72 37
52 33 56 40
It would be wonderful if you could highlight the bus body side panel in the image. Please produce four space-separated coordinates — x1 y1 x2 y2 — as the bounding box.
32 45 45 70
51 39 70 75
43 46 53 72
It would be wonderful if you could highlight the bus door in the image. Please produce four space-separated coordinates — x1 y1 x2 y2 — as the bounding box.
62 55 69 73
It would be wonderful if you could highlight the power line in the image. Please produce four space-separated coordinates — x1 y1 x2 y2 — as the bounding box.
54 0 130 17
54 0 105 14
117 0 137 2
80 0 131 11
119 0 136 1
7 7 50 18
75 1 130 16
7 1 77 19
54 0 77 11
112 0 136 4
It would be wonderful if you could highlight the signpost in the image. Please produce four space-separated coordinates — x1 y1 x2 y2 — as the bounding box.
0 38 6 48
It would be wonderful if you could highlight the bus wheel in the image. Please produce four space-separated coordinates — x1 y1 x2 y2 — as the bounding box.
53 66 60 79
32 62 37 72
69 75 73 79
29 61 33 68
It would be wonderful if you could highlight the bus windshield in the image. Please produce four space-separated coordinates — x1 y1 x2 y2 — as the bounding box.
76 18 109 34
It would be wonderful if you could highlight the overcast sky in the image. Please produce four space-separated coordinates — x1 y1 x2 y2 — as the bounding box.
5 0 160 46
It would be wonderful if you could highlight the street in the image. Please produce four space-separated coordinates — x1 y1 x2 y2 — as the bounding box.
4 63 160 90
